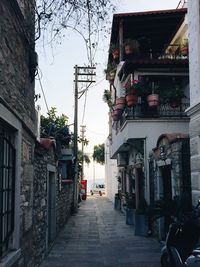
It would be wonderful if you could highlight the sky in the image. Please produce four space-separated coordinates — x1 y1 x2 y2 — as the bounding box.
35 0 181 183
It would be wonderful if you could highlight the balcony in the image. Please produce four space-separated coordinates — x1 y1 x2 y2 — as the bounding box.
119 102 189 127
107 8 188 83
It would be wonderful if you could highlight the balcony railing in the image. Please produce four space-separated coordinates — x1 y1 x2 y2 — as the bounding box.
119 102 189 127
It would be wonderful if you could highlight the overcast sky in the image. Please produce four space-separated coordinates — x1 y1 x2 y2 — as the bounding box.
35 0 181 182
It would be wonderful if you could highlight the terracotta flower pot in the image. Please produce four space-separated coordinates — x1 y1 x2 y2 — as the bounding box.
147 94 159 107
169 99 181 108
116 97 126 110
125 45 133 55
112 50 119 60
112 109 121 121
180 47 188 56
126 94 138 107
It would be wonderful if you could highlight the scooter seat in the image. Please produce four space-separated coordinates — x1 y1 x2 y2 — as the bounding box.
192 248 200 254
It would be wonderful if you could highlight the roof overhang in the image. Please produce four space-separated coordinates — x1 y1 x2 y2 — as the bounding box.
110 8 187 55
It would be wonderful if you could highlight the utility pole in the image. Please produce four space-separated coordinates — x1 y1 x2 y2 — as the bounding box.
80 125 86 181
73 65 96 212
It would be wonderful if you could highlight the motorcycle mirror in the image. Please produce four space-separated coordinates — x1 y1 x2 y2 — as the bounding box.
196 199 200 208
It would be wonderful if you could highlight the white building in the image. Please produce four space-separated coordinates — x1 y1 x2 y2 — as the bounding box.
105 8 191 236
187 0 200 204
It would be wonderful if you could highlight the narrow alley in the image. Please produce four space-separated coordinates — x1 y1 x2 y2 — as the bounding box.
41 197 162 267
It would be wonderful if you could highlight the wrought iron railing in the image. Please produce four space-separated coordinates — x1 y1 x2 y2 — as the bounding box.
119 103 189 128
0 123 15 258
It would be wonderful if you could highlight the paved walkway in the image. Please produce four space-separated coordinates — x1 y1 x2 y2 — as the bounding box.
41 196 162 267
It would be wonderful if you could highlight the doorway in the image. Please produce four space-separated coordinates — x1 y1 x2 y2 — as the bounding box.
160 165 172 237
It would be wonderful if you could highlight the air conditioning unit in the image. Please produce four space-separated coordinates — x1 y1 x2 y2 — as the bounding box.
117 152 128 167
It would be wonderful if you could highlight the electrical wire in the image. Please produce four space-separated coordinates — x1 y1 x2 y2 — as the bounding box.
81 89 88 124
80 77 105 124
86 128 106 136
37 71 50 113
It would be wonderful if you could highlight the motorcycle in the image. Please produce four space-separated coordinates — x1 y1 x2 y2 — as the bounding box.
161 201 200 267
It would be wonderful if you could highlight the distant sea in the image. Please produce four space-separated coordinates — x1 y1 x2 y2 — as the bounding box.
86 178 105 193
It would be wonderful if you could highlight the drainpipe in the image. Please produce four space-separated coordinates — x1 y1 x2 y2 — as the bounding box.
143 137 149 204
119 19 124 62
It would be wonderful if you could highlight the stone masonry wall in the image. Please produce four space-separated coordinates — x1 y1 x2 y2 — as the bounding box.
18 130 35 267
31 146 74 267
151 140 188 238
32 151 48 267
0 1 38 266
56 183 73 231
0 0 36 134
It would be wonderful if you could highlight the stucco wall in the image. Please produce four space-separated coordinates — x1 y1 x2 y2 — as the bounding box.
105 139 118 203
188 0 200 204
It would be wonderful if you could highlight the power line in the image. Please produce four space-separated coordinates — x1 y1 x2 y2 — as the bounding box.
37 71 50 113
81 90 88 124
81 77 105 124
86 128 106 136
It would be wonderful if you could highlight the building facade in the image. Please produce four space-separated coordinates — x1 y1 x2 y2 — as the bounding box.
0 1 74 266
105 7 191 236
187 0 200 205
0 0 37 266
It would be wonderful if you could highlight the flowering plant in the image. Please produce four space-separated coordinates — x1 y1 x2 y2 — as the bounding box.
124 79 142 95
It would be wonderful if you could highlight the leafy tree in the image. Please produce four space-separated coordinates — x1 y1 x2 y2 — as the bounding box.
34 0 117 63
93 143 105 165
40 107 71 147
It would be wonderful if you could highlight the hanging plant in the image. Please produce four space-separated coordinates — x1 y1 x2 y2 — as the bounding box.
109 43 119 60
147 82 159 107
102 89 114 110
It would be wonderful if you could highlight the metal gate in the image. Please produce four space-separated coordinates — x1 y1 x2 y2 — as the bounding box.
0 124 15 258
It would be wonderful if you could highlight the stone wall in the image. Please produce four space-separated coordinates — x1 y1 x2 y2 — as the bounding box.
56 183 73 230
0 0 38 266
32 149 48 267
0 0 36 135
18 130 35 267
31 144 74 267
150 138 191 239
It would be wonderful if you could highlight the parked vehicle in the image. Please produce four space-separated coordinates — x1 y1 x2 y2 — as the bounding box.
161 201 200 267
90 183 105 196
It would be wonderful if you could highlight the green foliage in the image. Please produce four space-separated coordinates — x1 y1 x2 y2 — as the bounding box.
104 62 116 75
77 136 89 146
40 107 70 146
109 43 119 53
124 79 145 95
77 150 90 165
102 89 113 110
159 85 185 104
93 144 105 165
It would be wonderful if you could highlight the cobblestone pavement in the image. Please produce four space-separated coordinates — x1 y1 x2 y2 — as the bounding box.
40 196 162 267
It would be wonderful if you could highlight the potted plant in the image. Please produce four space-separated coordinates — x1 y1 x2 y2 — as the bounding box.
134 198 149 236
104 63 117 85
125 192 136 225
110 43 119 60
124 39 140 56
160 85 185 108
180 38 188 56
115 97 126 110
114 192 122 210
103 89 114 110
124 78 141 107
147 82 159 107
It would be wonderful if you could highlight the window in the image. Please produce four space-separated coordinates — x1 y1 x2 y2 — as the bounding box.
0 122 16 258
